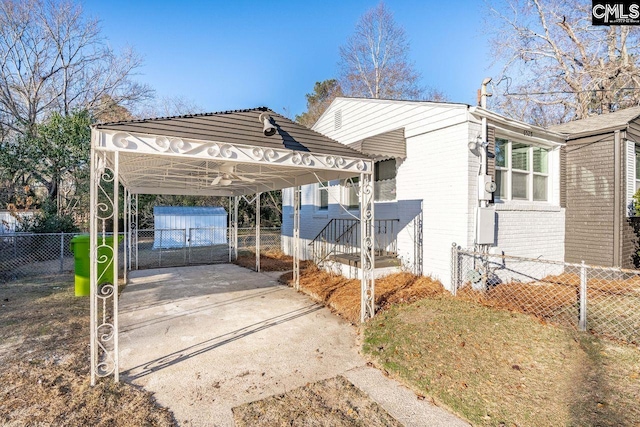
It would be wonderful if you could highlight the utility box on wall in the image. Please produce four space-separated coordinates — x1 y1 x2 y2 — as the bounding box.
477 207 496 245
478 175 496 201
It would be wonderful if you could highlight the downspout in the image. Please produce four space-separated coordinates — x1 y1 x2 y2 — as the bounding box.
614 130 621 266
478 79 492 224
476 78 494 291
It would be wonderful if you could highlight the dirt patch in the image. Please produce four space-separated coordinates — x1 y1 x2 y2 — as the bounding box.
234 250 311 272
232 375 402 427
0 274 174 426
282 267 444 323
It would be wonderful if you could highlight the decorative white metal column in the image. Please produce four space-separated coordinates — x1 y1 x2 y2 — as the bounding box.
90 149 120 385
233 196 239 261
293 186 301 290
123 188 128 284
228 196 233 262
128 193 138 271
255 192 261 272
360 172 375 322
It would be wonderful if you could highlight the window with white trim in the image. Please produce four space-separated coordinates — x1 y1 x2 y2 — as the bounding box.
636 146 640 191
343 177 360 210
374 159 397 201
495 138 549 202
317 181 329 211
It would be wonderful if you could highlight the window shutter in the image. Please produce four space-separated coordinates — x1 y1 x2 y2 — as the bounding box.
559 146 566 208
626 140 636 217
486 127 496 203
486 126 495 175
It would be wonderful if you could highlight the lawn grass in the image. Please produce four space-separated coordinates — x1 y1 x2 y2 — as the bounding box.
0 274 174 426
363 295 640 426
281 267 640 425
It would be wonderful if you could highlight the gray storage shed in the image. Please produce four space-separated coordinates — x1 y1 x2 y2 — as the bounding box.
153 206 228 249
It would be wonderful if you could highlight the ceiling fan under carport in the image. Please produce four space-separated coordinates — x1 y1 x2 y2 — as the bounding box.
210 164 255 186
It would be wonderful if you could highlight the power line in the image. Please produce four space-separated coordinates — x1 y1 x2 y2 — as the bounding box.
504 87 640 96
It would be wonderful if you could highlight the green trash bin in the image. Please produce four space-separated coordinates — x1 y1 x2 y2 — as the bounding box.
70 234 122 297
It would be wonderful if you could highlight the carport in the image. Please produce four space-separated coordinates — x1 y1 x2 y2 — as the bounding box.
88 107 375 385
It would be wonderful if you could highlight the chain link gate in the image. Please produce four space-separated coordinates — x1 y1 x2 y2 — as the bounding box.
187 227 230 265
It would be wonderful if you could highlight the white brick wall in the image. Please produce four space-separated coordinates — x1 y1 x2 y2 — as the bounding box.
283 98 566 293
493 204 565 261
397 123 470 290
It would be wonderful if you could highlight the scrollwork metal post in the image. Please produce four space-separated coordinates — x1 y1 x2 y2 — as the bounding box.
90 149 120 384
123 188 128 284
256 192 261 272
128 192 138 271
360 172 375 322
293 186 301 290
233 196 239 261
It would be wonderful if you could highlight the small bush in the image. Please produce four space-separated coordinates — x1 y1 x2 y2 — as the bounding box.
16 200 79 233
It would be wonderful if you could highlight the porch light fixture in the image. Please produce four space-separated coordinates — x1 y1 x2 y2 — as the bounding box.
259 112 277 136
468 134 485 155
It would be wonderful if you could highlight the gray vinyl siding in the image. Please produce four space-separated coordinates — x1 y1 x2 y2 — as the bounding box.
564 133 616 266
559 146 566 208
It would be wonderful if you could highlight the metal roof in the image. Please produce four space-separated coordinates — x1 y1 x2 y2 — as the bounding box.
92 107 373 197
94 107 362 159
348 128 406 160
153 206 227 216
550 106 640 135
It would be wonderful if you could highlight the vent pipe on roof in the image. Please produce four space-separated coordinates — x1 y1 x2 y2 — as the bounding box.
259 112 277 136
479 77 492 109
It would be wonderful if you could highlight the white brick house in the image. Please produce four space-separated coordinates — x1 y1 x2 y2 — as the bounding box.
282 98 566 290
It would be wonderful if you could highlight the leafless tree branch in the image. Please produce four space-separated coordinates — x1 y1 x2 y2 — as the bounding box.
488 0 640 125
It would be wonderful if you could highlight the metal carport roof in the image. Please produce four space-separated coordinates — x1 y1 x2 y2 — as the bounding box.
93 107 371 196
88 106 376 386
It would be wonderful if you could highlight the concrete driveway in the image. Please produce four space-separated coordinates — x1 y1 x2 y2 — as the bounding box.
119 264 467 427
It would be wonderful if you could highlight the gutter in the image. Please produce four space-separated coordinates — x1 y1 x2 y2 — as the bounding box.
469 106 566 145
558 124 628 141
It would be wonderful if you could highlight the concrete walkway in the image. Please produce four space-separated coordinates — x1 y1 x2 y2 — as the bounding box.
119 264 468 427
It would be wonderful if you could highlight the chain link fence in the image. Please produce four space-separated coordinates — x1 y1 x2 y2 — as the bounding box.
451 244 640 345
1 227 282 282
237 227 281 254
1 233 79 282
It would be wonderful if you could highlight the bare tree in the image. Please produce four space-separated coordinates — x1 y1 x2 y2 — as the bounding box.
136 95 204 119
0 0 152 135
489 0 640 125
338 2 423 100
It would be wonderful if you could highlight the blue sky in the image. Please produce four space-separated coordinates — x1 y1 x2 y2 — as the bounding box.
83 0 496 118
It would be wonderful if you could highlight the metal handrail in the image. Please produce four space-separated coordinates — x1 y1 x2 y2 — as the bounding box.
310 218 399 265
